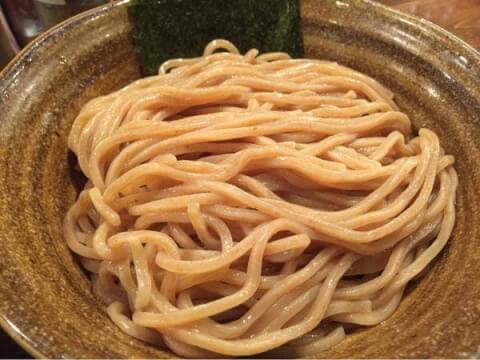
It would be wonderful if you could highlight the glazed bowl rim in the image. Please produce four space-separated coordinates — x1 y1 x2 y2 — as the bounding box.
1 0 479 357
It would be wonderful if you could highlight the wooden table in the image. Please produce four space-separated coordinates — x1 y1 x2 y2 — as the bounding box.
383 0 480 50
1 0 479 358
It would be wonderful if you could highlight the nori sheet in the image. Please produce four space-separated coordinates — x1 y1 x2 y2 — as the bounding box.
128 0 304 76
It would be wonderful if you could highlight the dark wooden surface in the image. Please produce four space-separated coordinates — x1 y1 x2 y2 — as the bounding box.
1 0 479 358
383 0 480 49
0 332 30 358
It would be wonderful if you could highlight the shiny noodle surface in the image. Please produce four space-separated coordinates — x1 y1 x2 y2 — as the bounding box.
64 39 457 357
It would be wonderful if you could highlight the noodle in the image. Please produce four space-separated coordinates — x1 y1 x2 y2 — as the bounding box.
64 39 457 357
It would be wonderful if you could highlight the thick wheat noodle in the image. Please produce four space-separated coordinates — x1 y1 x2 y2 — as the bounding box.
64 39 457 357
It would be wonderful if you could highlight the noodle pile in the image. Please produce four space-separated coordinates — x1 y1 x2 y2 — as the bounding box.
64 40 457 357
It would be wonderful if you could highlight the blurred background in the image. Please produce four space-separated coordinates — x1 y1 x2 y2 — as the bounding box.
0 0 115 69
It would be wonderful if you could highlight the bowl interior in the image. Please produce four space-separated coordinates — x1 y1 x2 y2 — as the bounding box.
1 0 480 358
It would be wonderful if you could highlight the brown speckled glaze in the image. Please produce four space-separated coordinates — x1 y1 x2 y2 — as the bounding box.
0 0 479 358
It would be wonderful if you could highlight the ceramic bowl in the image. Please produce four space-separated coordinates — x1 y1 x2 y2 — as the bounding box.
1 0 480 357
